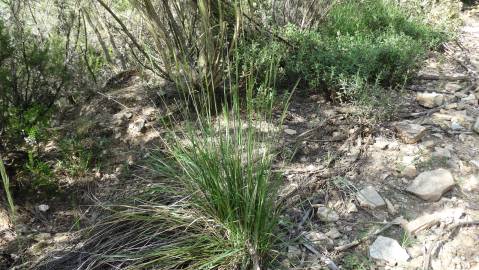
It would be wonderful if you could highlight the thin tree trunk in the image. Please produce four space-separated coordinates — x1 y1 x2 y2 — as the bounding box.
84 9 113 65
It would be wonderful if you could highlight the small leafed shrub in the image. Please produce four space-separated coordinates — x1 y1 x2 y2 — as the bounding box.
24 151 56 193
241 0 447 103
0 18 71 148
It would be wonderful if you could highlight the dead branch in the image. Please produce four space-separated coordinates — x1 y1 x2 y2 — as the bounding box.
334 216 403 252
415 74 470 81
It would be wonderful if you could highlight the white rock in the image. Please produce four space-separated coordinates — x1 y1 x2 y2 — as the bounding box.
284 128 297 135
395 122 427 144
402 165 418 178
128 118 146 134
406 169 455 201
451 110 474 129
316 206 339 222
346 201 358 213
416 92 444 108
37 204 50 212
0 208 11 231
462 174 479 192
369 236 410 263
357 186 386 209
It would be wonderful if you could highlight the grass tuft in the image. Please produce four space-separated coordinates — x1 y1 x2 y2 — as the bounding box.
38 46 284 269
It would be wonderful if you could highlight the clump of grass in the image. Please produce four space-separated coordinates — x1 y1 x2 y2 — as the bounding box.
38 47 285 269
40 201 243 270
150 101 281 269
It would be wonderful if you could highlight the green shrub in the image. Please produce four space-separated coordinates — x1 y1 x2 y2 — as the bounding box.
0 18 72 148
57 138 94 177
24 151 56 193
241 0 448 103
57 135 110 177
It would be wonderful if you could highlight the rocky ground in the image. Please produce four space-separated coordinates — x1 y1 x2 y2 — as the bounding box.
278 5 479 270
1 4 479 270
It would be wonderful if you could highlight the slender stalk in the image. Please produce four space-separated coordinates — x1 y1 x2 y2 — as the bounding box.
0 154 15 219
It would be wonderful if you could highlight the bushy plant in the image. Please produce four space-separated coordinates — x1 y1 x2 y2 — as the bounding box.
24 151 56 193
240 0 448 104
0 18 72 148
57 136 108 178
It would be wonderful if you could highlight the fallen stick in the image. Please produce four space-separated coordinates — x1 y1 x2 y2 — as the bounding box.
334 216 403 252
402 107 442 118
415 74 470 81
422 220 479 270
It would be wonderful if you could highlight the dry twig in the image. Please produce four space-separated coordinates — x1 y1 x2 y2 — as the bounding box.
334 216 403 252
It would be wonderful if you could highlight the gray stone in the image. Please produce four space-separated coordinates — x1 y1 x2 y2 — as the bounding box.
284 128 297 135
416 92 444 108
395 122 427 144
325 228 342 239
432 147 452 159
316 206 339 222
369 236 410 263
407 169 455 201
451 121 464 131
357 186 386 209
